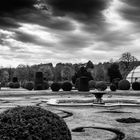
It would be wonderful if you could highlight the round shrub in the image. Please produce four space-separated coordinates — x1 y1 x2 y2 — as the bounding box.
8 82 14 88
62 82 72 91
132 82 140 90
14 82 20 88
95 81 107 91
51 82 61 91
25 81 34 90
8 82 20 88
34 84 43 90
0 106 71 140
118 80 130 90
12 77 18 82
110 84 117 91
43 81 49 90
89 80 96 90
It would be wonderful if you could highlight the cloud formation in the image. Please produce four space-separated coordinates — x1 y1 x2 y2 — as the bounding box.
0 0 140 67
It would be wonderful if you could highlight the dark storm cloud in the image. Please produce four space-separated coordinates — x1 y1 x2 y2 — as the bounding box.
46 0 108 18
0 0 36 14
14 32 36 43
96 31 133 47
0 17 19 28
46 0 112 33
0 0 37 28
0 0 111 32
60 34 93 50
119 0 140 26
121 0 140 7
13 31 54 47
22 13 75 31
46 0 111 31
0 0 75 31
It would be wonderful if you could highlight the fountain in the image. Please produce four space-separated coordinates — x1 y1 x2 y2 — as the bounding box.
91 91 107 104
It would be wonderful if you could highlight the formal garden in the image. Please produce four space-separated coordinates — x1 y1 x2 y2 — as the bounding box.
0 54 140 139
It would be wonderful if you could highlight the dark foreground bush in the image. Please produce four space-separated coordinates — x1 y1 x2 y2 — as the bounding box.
118 80 130 90
95 81 107 91
25 81 34 90
62 82 72 91
0 106 71 140
132 82 140 90
51 82 61 91
110 84 117 91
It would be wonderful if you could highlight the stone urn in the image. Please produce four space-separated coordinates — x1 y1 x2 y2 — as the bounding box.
92 91 107 104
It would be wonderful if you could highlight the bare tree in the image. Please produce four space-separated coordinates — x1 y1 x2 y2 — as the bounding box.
119 52 138 78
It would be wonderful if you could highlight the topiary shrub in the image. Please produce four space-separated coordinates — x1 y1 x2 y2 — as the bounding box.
132 82 140 90
89 80 96 90
118 79 130 90
0 106 71 140
95 81 107 91
25 81 34 90
62 81 72 91
51 82 61 91
8 82 20 88
110 83 117 91
35 84 44 90
14 82 20 88
78 76 89 91
34 71 44 90
8 82 14 88
12 77 18 83
43 81 49 90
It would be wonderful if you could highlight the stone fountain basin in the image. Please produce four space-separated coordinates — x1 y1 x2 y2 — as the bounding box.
46 98 140 107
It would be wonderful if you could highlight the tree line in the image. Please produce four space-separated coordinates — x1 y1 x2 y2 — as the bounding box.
0 52 139 86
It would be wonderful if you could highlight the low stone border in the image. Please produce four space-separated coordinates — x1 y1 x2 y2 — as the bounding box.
46 98 140 108
72 126 125 140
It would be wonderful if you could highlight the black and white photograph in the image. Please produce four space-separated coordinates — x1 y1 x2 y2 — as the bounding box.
0 0 140 139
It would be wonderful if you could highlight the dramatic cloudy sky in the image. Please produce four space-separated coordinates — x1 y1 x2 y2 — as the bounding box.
0 0 140 67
